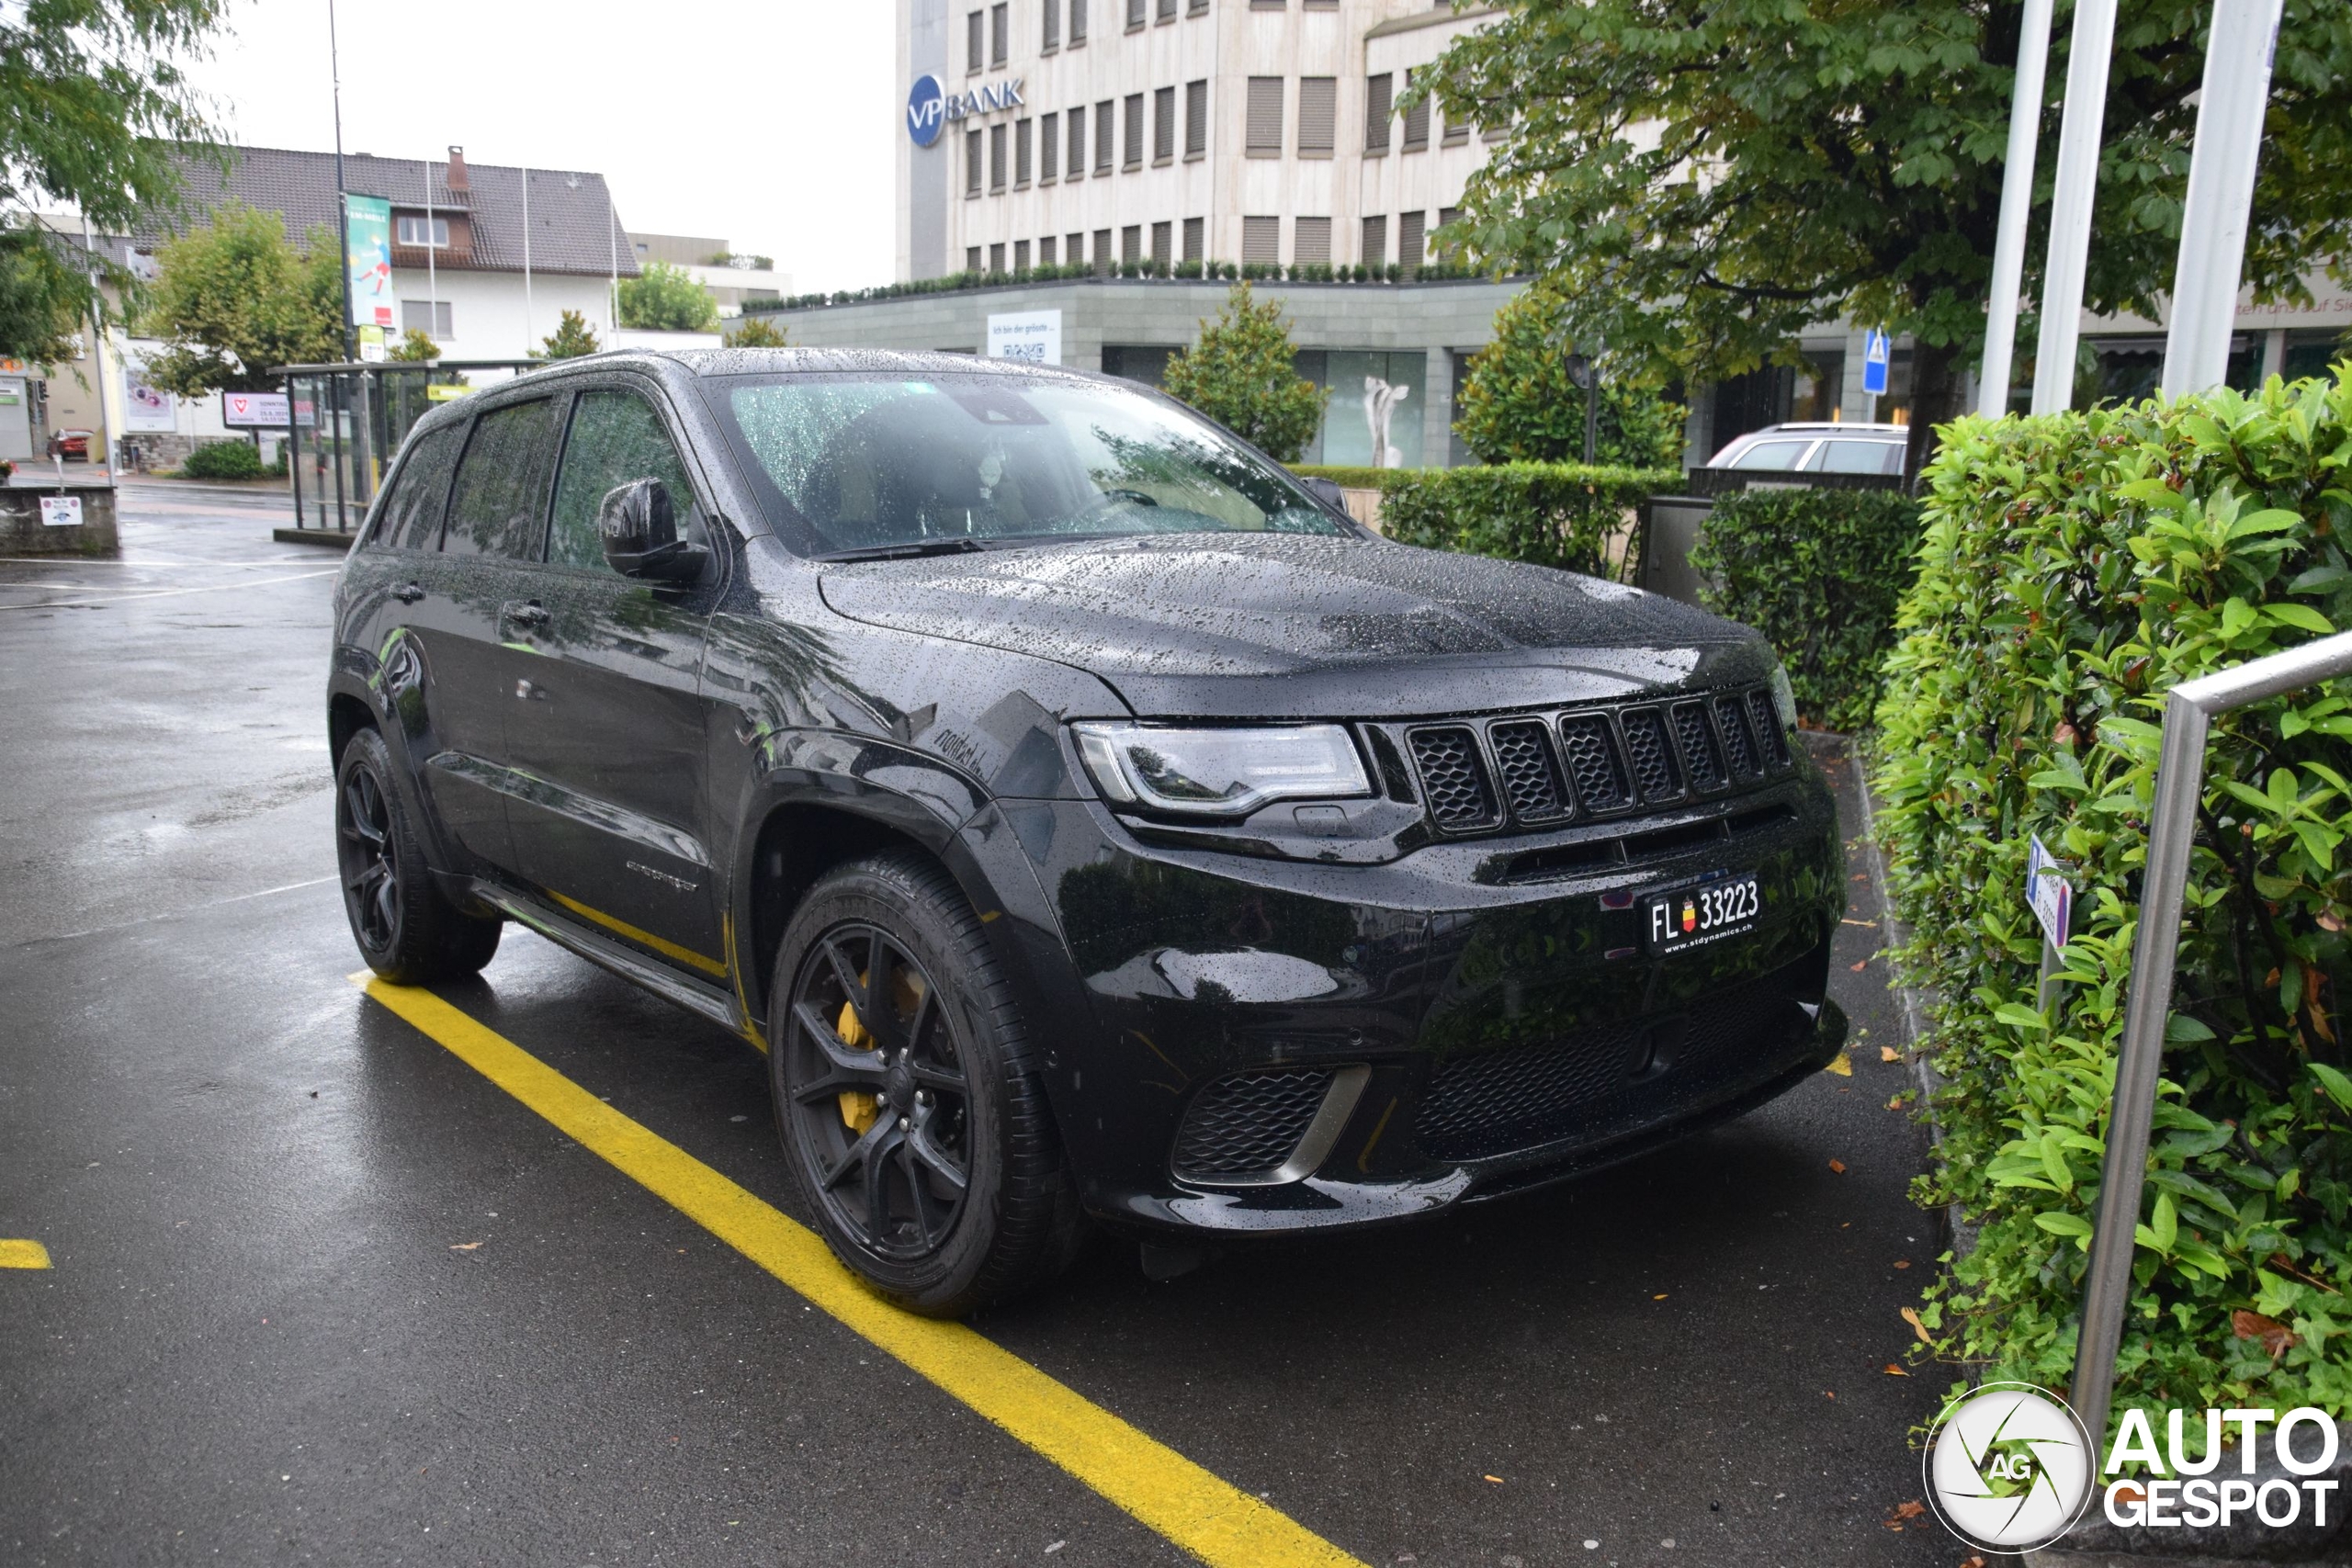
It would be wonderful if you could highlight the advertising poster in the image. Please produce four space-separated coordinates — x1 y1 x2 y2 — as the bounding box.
345 194 394 330
222 391 292 427
985 310 1061 366
121 366 177 433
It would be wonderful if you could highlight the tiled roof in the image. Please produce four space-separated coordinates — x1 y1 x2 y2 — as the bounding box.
136 145 640 278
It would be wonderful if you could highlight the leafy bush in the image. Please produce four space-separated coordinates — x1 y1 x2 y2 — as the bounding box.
722 315 788 348
537 310 600 360
1374 461 1673 580
1873 372 2352 1433
179 439 265 479
1289 464 1402 490
1690 487 1924 732
618 259 718 333
1453 278 1688 468
1162 282 1328 464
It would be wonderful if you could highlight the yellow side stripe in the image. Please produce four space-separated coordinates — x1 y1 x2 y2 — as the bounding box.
545 890 729 977
0 1239 52 1269
354 976 1365 1568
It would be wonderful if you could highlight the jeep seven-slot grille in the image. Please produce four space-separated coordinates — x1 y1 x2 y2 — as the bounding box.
1398 686 1792 839
1171 1068 1334 1182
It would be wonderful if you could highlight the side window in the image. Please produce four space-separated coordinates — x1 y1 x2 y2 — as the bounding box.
443 398 560 558
374 423 464 550
548 389 703 573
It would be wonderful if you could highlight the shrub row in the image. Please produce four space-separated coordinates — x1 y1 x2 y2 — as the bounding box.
1691 487 1926 732
1292 461 1673 581
754 260 1491 313
178 439 270 480
1872 372 2352 1431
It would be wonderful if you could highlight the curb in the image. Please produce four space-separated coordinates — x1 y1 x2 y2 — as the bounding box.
271 528 356 549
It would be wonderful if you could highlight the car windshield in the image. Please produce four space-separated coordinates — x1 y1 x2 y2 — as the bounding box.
712 372 1347 557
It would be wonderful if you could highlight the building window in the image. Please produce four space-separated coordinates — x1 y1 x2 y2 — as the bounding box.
1482 117 1510 143
1043 0 1059 51
1245 76 1283 157
1189 0 1208 13
1040 234 1057 265
400 299 454 336
1401 67 1430 151
1015 239 1031 270
1184 79 1208 157
1015 118 1034 185
1151 220 1171 264
967 245 983 272
1040 112 1059 180
1182 216 1204 262
1121 224 1142 264
1068 108 1087 177
1442 104 1469 147
990 122 1008 191
1087 229 1107 270
1303 0 1334 8
990 1 1009 65
1294 216 1330 265
967 8 984 72
1364 72 1392 152
1398 209 1425 275
1122 93 1144 168
1096 101 1115 173
1436 206 1461 262
1243 215 1279 265
1361 213 1386 265
395 215 449 248
1250 0 1283 9
1126 0 1145 28
1070 0 1087 41
1158 0 1176 17
989 242 1006 272
1153 85 1176 164
967 129 984 196
1296 76 1335 154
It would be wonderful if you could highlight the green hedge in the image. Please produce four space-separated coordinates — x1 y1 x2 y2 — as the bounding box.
1690 487 1924 733
1872 372 2352 1432
1293 461 1673 581
178 440 266 480
1289 464 1408 490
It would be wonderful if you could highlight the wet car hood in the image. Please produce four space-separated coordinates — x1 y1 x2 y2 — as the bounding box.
816 534 1766 718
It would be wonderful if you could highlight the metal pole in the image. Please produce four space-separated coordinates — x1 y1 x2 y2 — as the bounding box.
328 0 356 363
2030 0 2118 415
329 374 347 533
2159 0 2283 398
1583 371 1600 464
424 163 437 351
287 376 304 529
1980 0 2054 417
2070 628 2352 1450
521 165 534 351
78 216 119 479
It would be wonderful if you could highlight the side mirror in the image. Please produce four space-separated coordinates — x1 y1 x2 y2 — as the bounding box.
1298 476 1352 522
598 478 706 582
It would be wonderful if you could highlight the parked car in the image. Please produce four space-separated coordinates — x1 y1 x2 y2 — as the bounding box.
1707 422 1907 476
51 429 94 462
327 350 1847 1314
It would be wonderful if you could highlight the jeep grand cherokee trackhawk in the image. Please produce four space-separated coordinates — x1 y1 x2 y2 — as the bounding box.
328 349 1847 1315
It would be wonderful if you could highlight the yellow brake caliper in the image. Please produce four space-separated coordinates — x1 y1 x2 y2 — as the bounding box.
836 995 880 1134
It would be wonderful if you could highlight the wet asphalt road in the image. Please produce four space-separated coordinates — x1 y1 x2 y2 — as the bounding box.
2 487 1967 1568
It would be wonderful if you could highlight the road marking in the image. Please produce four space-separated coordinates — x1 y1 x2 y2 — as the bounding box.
0 1239 52 1269
354 975 1365 1568
0 568 336 611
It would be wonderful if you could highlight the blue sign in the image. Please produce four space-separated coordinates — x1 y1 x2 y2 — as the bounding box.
1862 329 1891 396
906 73 946 146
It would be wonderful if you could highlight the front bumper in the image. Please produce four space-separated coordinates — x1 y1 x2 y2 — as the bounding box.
1012 757 1847 1237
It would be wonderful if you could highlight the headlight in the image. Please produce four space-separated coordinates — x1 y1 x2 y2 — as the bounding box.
1071 723 1371 817
1770 663 1798 731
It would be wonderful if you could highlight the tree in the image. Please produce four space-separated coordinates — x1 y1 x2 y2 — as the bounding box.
1161 282 1328 462
1423 0 2352 477
1455 280 1688 467
722 314 788 348
537 310 600 360
0 0 225 360
140 204 341 395
616 258 718 333
388 328 441 362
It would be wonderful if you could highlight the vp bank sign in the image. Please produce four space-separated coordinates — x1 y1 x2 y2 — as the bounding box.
906 73 1026 147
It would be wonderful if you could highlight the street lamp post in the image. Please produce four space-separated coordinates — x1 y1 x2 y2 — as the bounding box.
1566 351 1599 465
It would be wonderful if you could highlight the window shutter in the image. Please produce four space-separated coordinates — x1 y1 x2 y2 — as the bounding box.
1096 102 1114 170
1363 73 1392 152
1123 93 1144 166
967 9 984 72
1069 108 1087 176
1185 79 1208 155
1070 0 1087 40
989 122 1007 190
1016 118 1034 185
1401 68 1430 150
989 243 1005 272
1242 215 1279 265
1041 112 1058 179
1245 77 1283 154
1151 220 1170 264
1398 209 1425 274
1182 217 1204 262
1361 213 1386 265
967 129 983 195
1154 85 1175 161
990 2 1008 64
1121 224 1141 263
1069 231 1087 264
1158 0 1176 18
1126 0 1144 27
967 245 983 273
1091 228 1111 268
1014 239 1030 270
1296 77 1335 153
1043 0 1059 50
1039 235 1057 265
1293 216 1331 265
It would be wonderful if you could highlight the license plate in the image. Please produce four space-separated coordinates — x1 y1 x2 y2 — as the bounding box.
1646 875 1760 952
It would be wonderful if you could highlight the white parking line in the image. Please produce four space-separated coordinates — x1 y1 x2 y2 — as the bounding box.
0 569 337 610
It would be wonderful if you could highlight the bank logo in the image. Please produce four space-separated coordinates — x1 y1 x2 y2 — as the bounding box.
1923 1382 2095 1551
906 73 945 147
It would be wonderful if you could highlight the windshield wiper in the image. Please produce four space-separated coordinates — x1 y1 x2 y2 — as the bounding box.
815 536 989 562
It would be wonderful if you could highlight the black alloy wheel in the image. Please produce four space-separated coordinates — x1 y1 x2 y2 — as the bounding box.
784 923 975 1260
334 728 502 983
770 851 1081 1315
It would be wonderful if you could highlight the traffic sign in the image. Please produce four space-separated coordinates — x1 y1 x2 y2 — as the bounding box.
1862 330 1892 396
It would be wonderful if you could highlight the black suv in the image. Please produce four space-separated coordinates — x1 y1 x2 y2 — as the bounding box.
329 350 1846 1314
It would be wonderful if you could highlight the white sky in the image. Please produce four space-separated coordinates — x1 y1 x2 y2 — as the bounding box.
180 0 896 295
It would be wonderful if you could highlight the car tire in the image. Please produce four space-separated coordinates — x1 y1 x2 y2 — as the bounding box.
335 728 502 983
770 850 1080 1317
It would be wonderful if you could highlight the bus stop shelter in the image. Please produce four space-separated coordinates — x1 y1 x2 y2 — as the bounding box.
272 359 538 537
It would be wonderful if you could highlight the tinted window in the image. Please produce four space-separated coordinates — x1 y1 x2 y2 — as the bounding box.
374 424 464 550
548 389 703 573
715 373 1344 556
1729 438 1808 471
1817 438 1904 475
443 398 560 558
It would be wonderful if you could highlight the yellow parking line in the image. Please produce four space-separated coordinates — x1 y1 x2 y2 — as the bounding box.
354 975 1365 1568
0 1239 52 1269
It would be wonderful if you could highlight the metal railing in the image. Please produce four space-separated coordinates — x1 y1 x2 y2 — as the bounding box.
271 359 539 534
2071 628 2352 1446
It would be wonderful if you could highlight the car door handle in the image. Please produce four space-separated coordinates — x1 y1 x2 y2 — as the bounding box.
504 601 550 629
391 582 424 604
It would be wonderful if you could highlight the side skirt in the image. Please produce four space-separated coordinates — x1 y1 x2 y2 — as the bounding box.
471 880 751 1042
